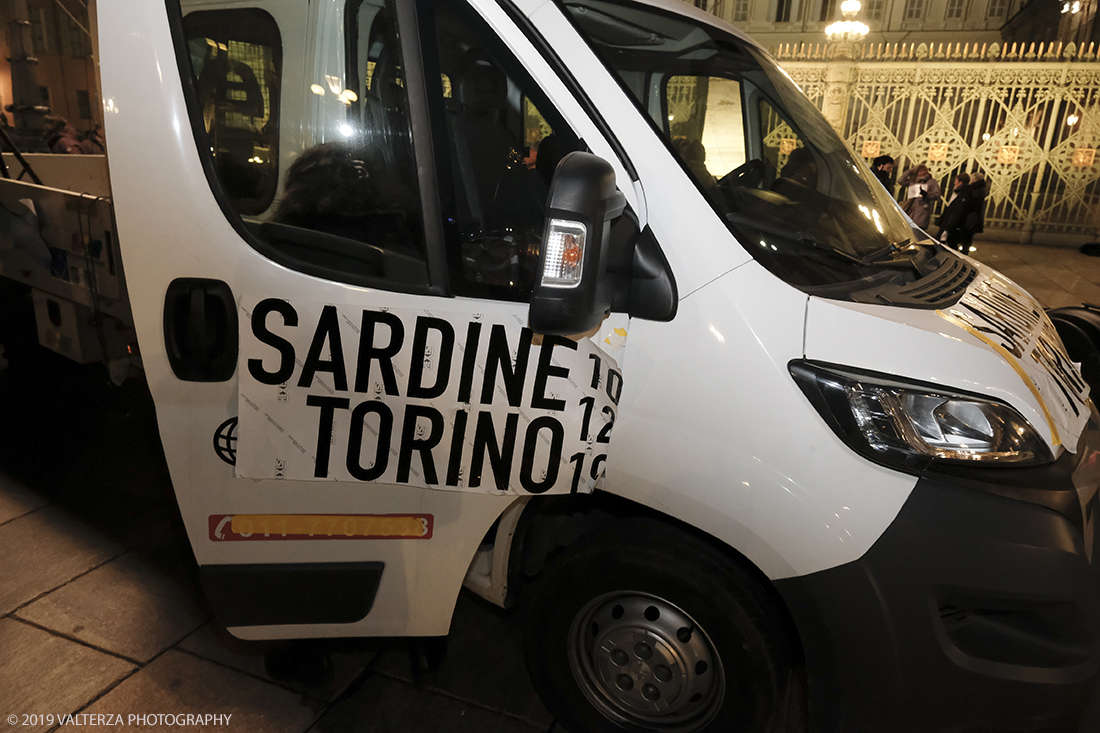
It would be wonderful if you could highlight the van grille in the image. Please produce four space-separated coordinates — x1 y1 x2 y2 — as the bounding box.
894 257 978 308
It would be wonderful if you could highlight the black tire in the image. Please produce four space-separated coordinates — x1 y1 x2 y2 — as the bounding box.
524 518 794 733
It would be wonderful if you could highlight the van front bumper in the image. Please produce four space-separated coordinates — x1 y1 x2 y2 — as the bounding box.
775 415 1100 732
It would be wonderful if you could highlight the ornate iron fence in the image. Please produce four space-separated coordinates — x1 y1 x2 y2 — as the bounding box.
770 41 1100 244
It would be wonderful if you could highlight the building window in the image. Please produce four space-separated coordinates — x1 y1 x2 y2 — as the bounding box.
819 0 836 20
776 0 792 21
76 90 92 119
184 8 283 216
694 0 709 10
865 0 885 19
944 0 967 18
68 8 92 58
712 0 727 17
903 0 924 19
987 0 1009 17
733 0 751 20
30 8 50 53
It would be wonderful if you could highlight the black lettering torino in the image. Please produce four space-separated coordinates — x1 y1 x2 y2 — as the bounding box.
519 417 564 493
397 405 445 484
469 412 519 490
306 395 350 478
347 401 393 481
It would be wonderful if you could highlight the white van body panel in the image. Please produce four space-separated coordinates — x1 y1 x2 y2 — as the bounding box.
98 0 535 638
608 261 916 579
97 0 917 589
524 0 920 577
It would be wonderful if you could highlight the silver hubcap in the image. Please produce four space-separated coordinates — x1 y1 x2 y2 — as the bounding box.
567 592 725 731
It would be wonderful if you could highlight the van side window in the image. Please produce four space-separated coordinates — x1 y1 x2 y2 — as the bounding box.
320 0 426 263
182 0 430 289
183 9 281 215
665 75 747 192
419 0 582 301
758 100 808 191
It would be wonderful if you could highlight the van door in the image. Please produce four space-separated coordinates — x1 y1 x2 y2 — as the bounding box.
98 0 628 638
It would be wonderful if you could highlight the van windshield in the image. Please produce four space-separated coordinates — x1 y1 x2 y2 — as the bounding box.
559 0 921 291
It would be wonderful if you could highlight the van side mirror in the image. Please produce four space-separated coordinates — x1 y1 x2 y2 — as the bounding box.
530 152 678 334
529 152 626 335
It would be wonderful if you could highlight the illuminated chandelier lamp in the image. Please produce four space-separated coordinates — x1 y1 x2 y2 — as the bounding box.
825 0 870 44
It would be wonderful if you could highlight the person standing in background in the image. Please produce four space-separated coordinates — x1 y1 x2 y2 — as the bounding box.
966 171 987 245
897 163 941 229
936 172 977 252
871 155 895 192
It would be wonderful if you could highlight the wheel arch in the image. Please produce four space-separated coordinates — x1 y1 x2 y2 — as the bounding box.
506 490 807 668
1047 305 1100 395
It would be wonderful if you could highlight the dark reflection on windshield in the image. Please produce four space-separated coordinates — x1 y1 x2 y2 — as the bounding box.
560 0 918 290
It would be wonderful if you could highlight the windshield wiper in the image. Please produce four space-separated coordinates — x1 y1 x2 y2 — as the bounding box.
793 236 871 266
725 212 873 267
861 239 910 262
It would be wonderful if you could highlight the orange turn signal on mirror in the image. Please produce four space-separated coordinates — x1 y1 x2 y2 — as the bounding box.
542 219 586 288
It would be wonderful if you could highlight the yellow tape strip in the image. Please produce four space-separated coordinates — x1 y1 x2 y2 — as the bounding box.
231 514 428 538
937 309 1060 447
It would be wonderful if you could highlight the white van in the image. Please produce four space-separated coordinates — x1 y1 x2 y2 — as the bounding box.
86 0 1100 729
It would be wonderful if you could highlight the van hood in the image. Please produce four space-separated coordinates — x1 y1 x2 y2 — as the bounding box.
804 260 1091 454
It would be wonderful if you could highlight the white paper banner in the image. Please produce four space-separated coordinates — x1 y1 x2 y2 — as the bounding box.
940 272 1090 449
236 299 621 494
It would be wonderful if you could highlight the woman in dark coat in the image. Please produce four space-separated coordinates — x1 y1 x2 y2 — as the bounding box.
936 172 978 252
966 171 987 240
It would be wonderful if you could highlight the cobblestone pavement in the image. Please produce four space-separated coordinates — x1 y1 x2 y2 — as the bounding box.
967 237 1100 309
3 238 1100 733
0 326 558 733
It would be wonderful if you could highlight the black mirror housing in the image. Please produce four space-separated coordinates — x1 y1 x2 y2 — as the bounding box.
530 152 626 335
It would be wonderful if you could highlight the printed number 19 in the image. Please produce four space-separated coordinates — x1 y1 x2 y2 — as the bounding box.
569 452 608 494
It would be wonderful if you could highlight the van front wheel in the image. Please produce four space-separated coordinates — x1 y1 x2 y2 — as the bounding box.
524 519 793 732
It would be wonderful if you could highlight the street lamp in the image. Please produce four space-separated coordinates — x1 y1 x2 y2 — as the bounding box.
826 0 870 53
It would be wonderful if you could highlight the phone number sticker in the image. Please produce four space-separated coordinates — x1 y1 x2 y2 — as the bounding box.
208 513 433 541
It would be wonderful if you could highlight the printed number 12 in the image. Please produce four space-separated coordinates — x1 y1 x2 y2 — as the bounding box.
579 396 595 440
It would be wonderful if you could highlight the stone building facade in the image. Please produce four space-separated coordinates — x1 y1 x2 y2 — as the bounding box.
694 0 1024 49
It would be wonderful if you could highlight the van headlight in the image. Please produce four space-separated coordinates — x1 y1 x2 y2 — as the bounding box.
790 361 1054 474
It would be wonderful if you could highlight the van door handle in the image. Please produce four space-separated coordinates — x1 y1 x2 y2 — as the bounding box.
163 278 238 382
